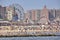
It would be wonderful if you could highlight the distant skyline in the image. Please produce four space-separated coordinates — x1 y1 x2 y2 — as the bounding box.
0 0 60 11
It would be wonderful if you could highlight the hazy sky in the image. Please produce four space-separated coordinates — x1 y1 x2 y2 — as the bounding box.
0 0 60 11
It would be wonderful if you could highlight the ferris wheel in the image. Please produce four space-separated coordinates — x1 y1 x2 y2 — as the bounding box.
9 4 24 21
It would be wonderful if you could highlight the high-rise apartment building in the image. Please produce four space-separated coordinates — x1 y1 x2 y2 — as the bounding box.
55 9 60 21
6 6 13 21
49 9 56 21
26 9 41 23
0 5 6 20
56 9 60 18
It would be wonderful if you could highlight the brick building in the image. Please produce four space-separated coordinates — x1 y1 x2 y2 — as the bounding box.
0 5 6 20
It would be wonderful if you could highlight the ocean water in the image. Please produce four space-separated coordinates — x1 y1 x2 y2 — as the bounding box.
0 36 60 40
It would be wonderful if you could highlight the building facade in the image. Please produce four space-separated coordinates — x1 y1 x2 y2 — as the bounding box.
6 6 13 21
26 6 60 24
40 6 49 24
26 9 41 24
49 9 56 21
0 5 6 20
0 5 60 24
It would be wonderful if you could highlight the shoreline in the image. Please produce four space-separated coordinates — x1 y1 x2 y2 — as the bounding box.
0 34 59 37
0 30 60 37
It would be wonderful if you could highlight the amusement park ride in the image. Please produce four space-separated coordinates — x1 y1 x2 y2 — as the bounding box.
0 4 35 26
